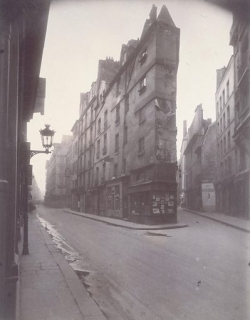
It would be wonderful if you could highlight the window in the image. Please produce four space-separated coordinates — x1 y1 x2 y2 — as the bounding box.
220 96 222 112
223 136 226 154
104 110 108 128
102 162 106 182
226 80 229 100
116 78 121 97
96 140 100 159
138 108 146 124
138 137 145 156
89 150 92 168
223 113 226 129
122 158 126 174
216 102 219 117
115 133 119 153
220 118 222 133
139 48 147 65
124 126 128 144
98 118 101 134
217 122 220 135
228 131 231 150
103 134 107 155
138 76 146 94
222 90 225 107
225 159 228 175
125 95 129 113
95 167 99 185
114 163 118 177
228 156 231 174
227 106 230 125
115 105 120 124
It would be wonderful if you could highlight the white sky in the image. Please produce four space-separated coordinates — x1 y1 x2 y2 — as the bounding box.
28 0 233 194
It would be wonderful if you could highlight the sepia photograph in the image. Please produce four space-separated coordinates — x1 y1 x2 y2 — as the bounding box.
0 0 250 319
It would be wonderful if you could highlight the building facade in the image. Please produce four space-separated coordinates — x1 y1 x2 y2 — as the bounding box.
0 1 50 318
72 5 180 224
182 105 217 211
230 13 250 218
215 56 237 215
45 136 72 207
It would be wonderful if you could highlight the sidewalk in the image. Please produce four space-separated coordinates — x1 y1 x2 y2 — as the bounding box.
19 213 106 320
63 209 188 230
182 208 250 233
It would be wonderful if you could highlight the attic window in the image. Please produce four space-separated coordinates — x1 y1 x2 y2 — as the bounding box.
138 76 146 94
139 49 147 65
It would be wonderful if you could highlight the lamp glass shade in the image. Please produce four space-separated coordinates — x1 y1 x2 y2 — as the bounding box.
40 125 55 150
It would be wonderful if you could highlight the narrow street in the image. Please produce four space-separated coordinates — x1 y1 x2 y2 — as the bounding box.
36 205 250 320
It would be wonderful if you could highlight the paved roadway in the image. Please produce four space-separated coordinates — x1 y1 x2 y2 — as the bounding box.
36 205 250 320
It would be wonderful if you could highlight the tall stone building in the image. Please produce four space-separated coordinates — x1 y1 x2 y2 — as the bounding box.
215 56 236 215
230 11 250 218
74 5 180 224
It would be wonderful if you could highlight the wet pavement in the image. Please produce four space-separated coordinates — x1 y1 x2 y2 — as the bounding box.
19 213 106 320
35 205 250 320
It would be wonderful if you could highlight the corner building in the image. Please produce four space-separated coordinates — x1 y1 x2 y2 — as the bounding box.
230 12 250 218
78 5 179 224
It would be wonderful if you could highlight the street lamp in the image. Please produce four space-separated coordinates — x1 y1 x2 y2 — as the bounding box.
29 124 55 158
22 125 55 255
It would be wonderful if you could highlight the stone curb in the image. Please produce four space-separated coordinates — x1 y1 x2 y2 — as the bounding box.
37 219 107 320
63 209 188 230
182 208 250 233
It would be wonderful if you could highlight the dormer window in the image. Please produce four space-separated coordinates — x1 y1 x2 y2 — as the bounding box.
138 76 146 94
139 48 147 65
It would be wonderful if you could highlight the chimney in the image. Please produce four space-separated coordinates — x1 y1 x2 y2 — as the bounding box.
216 67 226 90
149 4 157 22
183 120 187 137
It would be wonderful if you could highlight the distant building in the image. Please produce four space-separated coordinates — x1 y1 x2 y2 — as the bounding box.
215 56 236 215
30 175 43 202
45 135 72 207
72 5 180 224
182 105 216 211
70 120 79 210
230 13 250 218
178 120 188 206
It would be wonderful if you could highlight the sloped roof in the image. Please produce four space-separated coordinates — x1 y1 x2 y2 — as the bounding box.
157 5 175 27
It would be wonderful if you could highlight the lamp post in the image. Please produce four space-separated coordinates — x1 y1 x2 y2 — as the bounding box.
22 125 55 255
